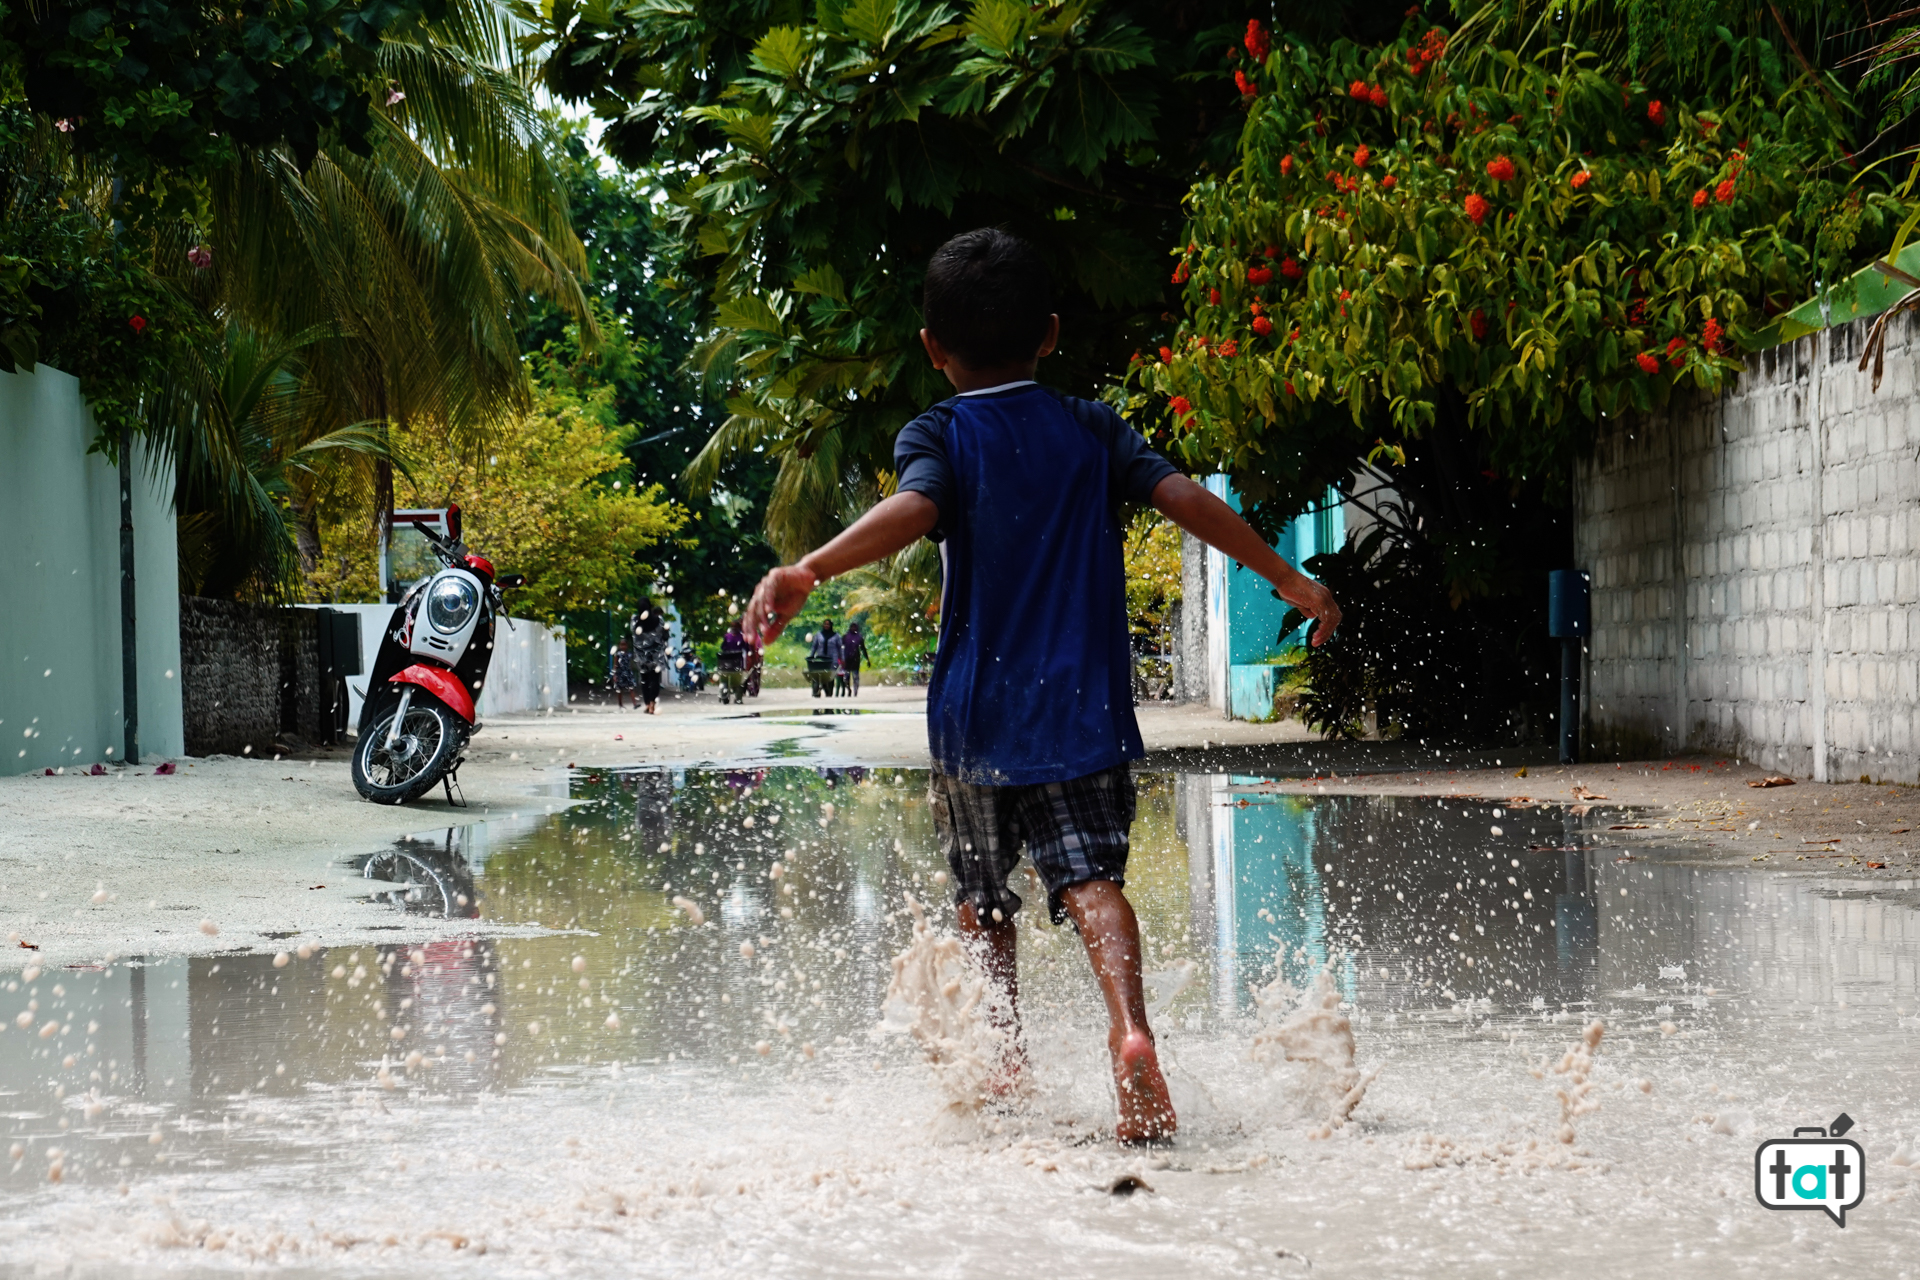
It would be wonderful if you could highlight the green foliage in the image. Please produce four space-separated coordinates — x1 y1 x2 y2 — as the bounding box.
0 106 190 442
516 123 778 645
1280 527 1475 740
1134 7 1907 523
305 332 686 668
842 538 940 652
1123 508 1181 648
1 0 451 217
523 0 1269 558
157 321 397 599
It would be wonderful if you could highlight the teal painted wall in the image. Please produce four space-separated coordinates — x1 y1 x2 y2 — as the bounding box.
1205 476 1343 665
1201 477 1344 717
0 366 183 771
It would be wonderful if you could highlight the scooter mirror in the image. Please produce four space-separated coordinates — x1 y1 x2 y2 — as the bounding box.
496 573 527 589
446 503 463 541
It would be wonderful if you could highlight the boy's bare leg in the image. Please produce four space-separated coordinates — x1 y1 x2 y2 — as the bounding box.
1060 880 1176 1144
955 900 1026 1090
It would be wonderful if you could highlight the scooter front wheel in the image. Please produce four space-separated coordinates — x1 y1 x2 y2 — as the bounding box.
352 696 462 804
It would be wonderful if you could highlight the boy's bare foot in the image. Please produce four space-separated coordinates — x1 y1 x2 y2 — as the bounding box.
1111 1029 1176 1144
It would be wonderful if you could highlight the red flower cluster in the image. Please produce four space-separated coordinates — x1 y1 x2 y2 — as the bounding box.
1666 336 1690 366
1280 256 1304 280
1570 170 1591 191
1244 19 1270 62
1248 265 1274 285
1235 69 1256 98
1208 288 1222 307
1464 193 1490 224
1252 315 1274 336
1350 80 1370 100
1354 144 1371 168
1171 262 1189 283
1636 351 1660 374
1382 174 1397 189
1703 317 1724 352
1280 154 1294 177
1159 346 1173 363
1691 189 1708 209
128 315 147 334
1486 156 1516 181
1170 396 1192 417
1469 309 1489 341
1369 85 1388 108
1284 379 1297 396
1218 339 1239 358
1407 29 1446 75
1714 179 1736 203
1647 100 1667 127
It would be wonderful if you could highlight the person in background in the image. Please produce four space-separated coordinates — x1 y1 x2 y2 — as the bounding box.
828 622 849 696
610 637 639 710
718 622 749 704
807 619 837 698
631 604 668 715
840 621 869 696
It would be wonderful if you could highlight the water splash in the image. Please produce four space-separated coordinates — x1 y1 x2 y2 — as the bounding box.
1251 966 1378 1137
878 895 1009 1113
1144 958 1198 1020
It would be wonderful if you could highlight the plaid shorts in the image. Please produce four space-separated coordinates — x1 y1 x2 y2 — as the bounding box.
927 764 1136 925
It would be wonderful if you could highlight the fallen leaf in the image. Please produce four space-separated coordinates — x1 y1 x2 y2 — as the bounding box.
1572 785 1609 800
17 940 39 950
1610 824 1649 830
1747 776 1795 788
1514 766 1528 778
154 762 176 775
308 884 326 890
1867 862 1887 869
1892 829 1909 835
1568 804 1593 817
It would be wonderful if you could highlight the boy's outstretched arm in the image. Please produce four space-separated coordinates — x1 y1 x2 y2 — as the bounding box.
1150 474 1343 646
743 492 939 644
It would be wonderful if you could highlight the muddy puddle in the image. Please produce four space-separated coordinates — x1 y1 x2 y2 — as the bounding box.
3 768 1918 1277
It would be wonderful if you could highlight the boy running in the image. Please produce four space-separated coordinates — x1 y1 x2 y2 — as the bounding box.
744 229 1339 1144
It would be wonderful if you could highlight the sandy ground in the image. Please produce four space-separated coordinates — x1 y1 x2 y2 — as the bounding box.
4 683 1912 968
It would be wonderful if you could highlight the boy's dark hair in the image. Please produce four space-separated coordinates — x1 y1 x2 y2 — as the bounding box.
922 229 1054 369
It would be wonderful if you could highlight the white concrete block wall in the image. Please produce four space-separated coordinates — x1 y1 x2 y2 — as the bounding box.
319 603 568 726
1576 310 1920 780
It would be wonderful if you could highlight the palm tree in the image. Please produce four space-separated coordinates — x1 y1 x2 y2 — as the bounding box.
157 321 396 597
166 0 591 592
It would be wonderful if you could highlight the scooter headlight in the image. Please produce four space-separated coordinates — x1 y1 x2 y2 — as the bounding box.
427 576 479 634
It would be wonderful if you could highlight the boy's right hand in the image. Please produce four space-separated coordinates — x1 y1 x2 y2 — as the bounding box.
743 564 819 645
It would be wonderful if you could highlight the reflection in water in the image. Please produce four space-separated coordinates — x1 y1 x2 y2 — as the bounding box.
3 768 1920 1276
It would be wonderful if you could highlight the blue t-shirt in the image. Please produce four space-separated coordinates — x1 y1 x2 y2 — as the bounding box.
894 382 1178 785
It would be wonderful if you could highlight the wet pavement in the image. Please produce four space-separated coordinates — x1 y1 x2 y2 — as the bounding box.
3 766 1919 1277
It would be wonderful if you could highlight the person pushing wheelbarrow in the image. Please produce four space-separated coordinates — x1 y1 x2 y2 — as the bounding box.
718 622 750 705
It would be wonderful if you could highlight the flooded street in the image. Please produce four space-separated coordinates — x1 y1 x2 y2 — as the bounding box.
4 765 1919 1277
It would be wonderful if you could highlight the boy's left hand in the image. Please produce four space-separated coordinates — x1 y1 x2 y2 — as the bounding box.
1285 576 1342 647
744 565 818 645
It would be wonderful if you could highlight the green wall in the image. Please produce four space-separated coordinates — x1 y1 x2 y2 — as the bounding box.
0 365 183 772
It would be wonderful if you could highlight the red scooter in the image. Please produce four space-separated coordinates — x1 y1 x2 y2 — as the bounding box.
352 507 523 805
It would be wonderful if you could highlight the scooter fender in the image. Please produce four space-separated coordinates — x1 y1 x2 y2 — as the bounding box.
390 664 476 724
